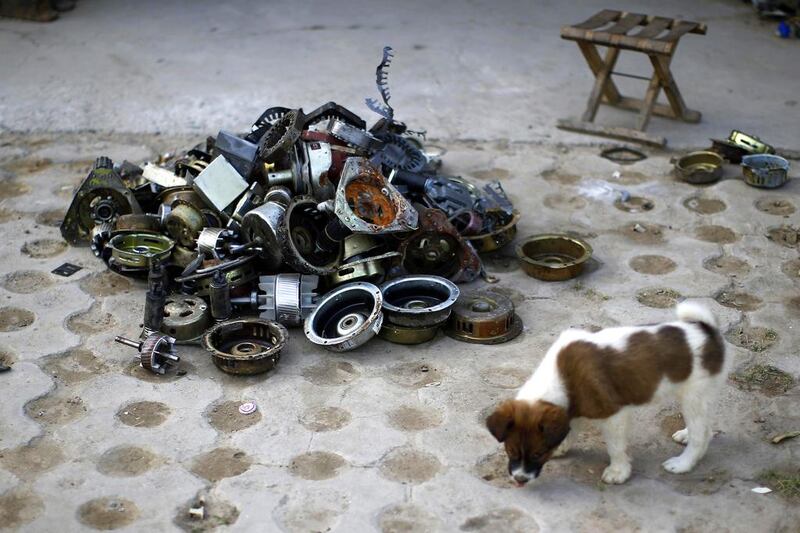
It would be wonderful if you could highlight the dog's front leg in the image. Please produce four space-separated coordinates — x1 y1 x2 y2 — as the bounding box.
600 410 632 484
552 417 585 458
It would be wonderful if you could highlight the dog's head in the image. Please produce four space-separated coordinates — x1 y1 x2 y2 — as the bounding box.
486 399 570 486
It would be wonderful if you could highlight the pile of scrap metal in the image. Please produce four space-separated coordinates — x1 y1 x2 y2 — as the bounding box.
60 47 522 376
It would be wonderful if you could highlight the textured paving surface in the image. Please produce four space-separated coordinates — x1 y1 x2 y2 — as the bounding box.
1 0 799 149
0 131 799 531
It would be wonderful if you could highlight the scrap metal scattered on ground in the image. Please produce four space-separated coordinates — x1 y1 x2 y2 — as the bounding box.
57 47 524 376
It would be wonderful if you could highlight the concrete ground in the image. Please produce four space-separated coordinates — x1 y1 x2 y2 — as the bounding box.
1 1 799 532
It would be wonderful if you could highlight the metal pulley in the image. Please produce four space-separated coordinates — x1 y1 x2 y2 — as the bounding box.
304 282 384 352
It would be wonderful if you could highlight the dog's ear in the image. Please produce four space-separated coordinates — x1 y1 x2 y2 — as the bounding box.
486 400 516 442
539 402 570 449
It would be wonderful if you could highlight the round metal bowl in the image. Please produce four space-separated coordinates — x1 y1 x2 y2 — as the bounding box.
202 318 287 375
304 282 383 352
380 275 460 328
674 151 724 185
516 234 593 281
709 138 748 164
378 322 440 345
108 232 174 270
741 154 790 189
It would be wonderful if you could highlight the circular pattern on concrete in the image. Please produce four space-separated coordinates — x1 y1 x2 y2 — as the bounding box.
42 347 109 386
0 179 31 199
618 222 666 245
79 271 132 297
20 238 67 258
77 497 139 530
694 225 738 244
755 198 795 216
0 439 65 480
543 193 587 210
379 447 441 484
475 451 515 489
703 255 751 277
289 451 347 480
614 196 654 213
636 287 682 309
2 270 54 294
189 448 251 482
460 508 540 532
725 324 778 353
379 504 441 533
34 209 66 227
0 489 44 529
25 393 87 426
766 225 800 249
299 406 352 432
301 360 360 387
0 306 35 332
385 361 443 389
206 400 262 433
714 290 763 312
781 258 800 280
479 366 530 389
66 304 116 337
386 405 443 432
117 401 171 428
683 196 726 215
97 446 162 477
629 255 677 275
0 206 22 223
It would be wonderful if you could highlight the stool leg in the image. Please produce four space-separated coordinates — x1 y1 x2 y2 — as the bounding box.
577 42 622 105
649 54 701 123
581 47 620 123
636 67 662 131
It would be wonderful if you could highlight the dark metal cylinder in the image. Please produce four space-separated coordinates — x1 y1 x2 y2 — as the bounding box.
319 218 352 253
209 270 232 321
143 262 167 336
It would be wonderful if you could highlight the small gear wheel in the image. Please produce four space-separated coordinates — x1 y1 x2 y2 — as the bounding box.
258 109 304 164
378 134 425 173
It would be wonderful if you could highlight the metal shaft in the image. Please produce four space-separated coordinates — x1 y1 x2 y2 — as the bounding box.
114 336 140 350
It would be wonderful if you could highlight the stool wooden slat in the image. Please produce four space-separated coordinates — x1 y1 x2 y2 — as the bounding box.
558 9 706 146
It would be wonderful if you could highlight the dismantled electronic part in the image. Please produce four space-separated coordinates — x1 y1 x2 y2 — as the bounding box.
161 295 210 344
165 201 205 247
256 274 319 327
304 281 383 352
334 157 418 234
51 263 83 277
61 156 142 244
241 186 290 270
115 332 180 375
465 209 520 253
108 233 175 272
380 275 460 328
445 290 523 345
378 322 440 345
280 196 342 275
142 261 168 338
192 156 249 213
399 208 481 283
202 318 287 375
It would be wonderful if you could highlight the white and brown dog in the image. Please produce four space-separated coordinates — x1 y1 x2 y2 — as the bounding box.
486 301 726 485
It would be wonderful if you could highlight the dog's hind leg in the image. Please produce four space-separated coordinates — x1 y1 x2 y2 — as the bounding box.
663 384 713 474
601 410 632 484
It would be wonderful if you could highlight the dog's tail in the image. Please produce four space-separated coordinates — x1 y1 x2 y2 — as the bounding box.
676 300 717 328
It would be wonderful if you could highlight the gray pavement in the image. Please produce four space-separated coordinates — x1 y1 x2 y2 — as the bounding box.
1 1 800 532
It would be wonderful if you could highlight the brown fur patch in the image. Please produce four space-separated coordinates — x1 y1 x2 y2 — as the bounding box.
696 322 725 375
486 400 570 474
557 326 693 419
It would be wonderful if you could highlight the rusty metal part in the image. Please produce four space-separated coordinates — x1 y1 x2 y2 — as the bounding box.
709 138 748 164
156 186 206 210
108 233 174 271
465 210 520 253
741 154 790 189
450 210 483 236
304 282 384 352
165 201 205 248
334 157 418 234
90 222 113 258
171 245 197 268
61 157 142 244
727 130 775 156
516 234 593 281
674 151 723 185
115 213 161 233
328 251 398 287
115 332 180 375
193 259 258 297
399 208 481 283
445 290 523 345
280 196 342 275
257 274 320 326
258 109 304 165
380 275 460 327
161 295 210 344
202 318 287 375
378 322 440 345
